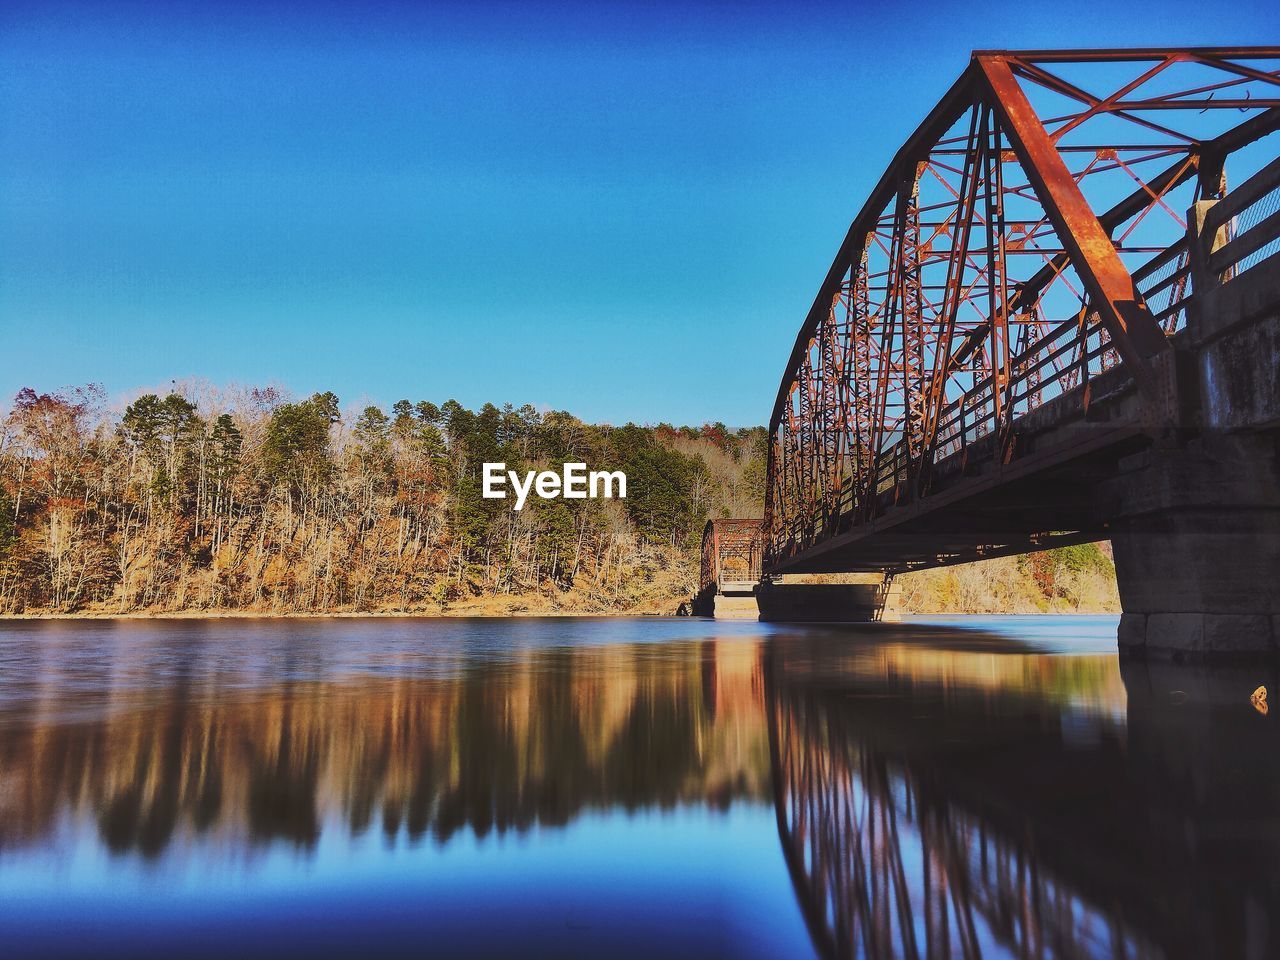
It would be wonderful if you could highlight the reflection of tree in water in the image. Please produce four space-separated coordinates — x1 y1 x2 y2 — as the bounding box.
766 637 1280 960
0 640 768 857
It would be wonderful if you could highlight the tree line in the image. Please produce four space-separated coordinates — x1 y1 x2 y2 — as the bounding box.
0 383 767 613
0 381 1118 615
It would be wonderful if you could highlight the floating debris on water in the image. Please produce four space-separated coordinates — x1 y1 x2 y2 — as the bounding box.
1251 685 1268 716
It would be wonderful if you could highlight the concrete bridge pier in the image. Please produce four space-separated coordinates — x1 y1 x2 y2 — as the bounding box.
756 575 899 624
1111 434 1280 661
1113 217 1280 661
694 580 760 619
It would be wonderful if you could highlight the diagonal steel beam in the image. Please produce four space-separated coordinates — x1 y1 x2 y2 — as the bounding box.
975 55 1171 407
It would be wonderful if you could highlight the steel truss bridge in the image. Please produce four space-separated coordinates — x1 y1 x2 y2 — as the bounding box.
693 519 766 615
763 48 1280 582
700 519 765 593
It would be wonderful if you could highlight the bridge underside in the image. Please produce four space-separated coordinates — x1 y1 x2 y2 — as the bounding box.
768 369 1147 575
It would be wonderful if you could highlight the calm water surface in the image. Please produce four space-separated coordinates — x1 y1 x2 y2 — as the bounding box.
0 615 1276 959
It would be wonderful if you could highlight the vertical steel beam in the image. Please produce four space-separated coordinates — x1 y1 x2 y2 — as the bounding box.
903 164 927 470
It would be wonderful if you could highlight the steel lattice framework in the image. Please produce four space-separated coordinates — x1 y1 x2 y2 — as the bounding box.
764 48 1280 572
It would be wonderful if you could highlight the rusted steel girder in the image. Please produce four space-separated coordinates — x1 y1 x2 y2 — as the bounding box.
763 48 1280 572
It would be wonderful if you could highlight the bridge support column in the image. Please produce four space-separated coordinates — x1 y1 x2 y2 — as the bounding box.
1109 435 1280 661
690 588 716 617
756 575 895 624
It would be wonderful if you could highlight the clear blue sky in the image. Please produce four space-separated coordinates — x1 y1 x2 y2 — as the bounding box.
2 0 1276 425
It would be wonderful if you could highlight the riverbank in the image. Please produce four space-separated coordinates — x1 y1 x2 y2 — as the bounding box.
3 547 1122 620
0 592 685 620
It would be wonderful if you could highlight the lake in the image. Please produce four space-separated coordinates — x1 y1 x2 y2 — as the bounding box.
0 615 1276 959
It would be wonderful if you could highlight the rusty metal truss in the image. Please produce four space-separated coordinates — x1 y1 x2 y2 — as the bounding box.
699 519 765 595
764 47 1280 571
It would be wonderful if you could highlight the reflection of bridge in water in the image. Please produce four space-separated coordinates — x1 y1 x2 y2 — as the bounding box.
765 630 1280 959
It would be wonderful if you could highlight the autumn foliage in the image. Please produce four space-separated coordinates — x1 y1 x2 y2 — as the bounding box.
0 384 767 614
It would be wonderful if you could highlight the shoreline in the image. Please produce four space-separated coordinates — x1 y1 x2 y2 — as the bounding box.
0 606 680 621
1 608 1118 621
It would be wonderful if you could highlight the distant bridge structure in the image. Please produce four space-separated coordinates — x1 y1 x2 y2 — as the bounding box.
763 48 1280 657
693 519 765 617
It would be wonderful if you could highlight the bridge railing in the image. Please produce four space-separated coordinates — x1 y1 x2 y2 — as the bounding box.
767 176 1271 559
1200 155 1280 284
779 268 1182 536
1134 236 1194 334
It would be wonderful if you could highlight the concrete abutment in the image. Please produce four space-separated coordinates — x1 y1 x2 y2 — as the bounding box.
1109 434 1280 661
756 576 898 624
